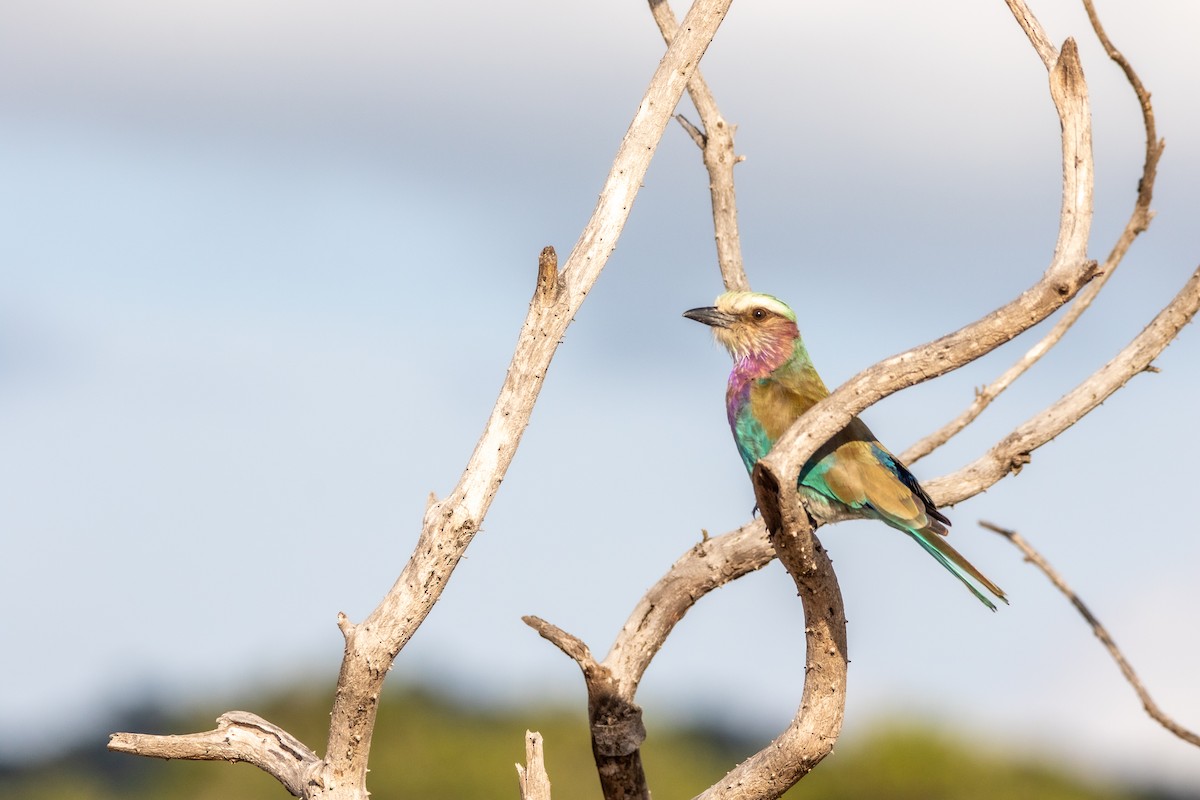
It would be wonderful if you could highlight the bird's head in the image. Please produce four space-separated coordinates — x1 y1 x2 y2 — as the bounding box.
683 291 800 366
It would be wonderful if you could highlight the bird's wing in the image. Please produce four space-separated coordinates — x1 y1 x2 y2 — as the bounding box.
872 442 951 530
798 415 950 533
805 439 930 528
746 375 945 532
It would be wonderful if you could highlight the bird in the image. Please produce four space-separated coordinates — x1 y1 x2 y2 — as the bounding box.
683 290 1007 610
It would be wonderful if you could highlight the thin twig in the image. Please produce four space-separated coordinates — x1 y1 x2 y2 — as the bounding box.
523 616 598 674
648 0 749 291
981 521 1200 748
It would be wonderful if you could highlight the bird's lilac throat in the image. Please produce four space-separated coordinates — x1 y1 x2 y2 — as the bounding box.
723 323 800 427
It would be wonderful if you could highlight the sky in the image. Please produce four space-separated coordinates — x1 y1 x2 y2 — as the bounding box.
2 0 1199 792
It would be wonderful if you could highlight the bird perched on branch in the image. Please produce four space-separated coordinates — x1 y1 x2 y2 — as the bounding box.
684 290 1006 610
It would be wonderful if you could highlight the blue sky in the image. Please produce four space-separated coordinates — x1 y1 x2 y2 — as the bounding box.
2 0 1199 790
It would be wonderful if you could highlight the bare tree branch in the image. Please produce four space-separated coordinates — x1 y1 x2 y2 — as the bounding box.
981 521 1200 749
525 514 843 800
902 0 1165 466
516 731 553 800
686 473 847 800
108 712 320 798
536 5 1132 800
106 1 1198 797
757 22 1096 519
108 1 737 796
928 265 1200 505
648 0 749 291
522 522 774 798
525 615 651 800
605 521 772 694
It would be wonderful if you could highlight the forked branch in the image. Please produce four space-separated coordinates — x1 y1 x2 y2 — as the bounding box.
902 0 1165 466
927 265 1200 505
759 31 1096 498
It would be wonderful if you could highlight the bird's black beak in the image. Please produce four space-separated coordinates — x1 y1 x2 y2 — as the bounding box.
683 306 734 329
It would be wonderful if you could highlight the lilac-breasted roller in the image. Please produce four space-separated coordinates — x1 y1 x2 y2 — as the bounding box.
684 290 1006 610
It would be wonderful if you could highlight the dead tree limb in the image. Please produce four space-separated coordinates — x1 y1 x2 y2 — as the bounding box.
524 616 651 800
108 712 320 798
759 27 1096 501
523 520 773 798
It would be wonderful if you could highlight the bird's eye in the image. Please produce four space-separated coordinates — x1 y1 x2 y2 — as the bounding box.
751 308 767 320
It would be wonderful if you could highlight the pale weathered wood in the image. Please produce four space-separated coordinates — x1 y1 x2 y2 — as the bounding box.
928 266 1200 506
108 711 320 797
516 731 553 800
903 0 1164 466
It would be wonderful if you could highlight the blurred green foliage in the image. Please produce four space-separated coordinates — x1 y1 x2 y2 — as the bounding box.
0 683 1176 800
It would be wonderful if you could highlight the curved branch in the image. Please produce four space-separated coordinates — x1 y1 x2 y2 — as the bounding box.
902 0 1164 465
552 8 1101 800
605 521 772 694
526 513 842 800
981 521 1200 748
694 473 846 800
584 265 1200 686
528 259 1198 799
108 712 319 798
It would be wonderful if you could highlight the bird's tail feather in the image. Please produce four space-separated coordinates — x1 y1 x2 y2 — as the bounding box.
906 527 1008 611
